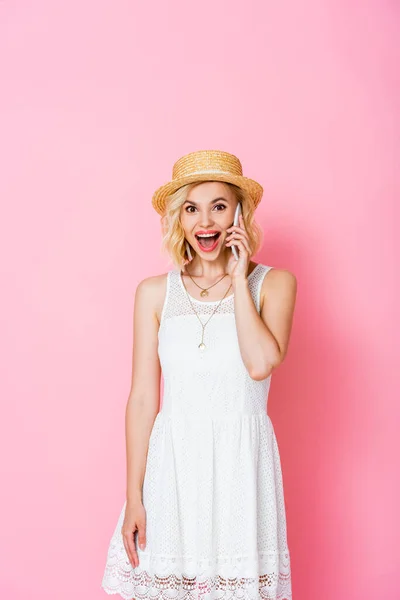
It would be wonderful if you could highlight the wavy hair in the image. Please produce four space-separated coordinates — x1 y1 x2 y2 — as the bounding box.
159 181 264 269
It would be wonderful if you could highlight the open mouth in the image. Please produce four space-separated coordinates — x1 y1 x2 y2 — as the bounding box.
195 232 221 251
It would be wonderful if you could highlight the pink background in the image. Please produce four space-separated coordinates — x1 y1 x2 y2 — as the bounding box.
0 1 398 598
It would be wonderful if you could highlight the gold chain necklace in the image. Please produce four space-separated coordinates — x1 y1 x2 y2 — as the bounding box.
187 271 228 297
180 272 232 350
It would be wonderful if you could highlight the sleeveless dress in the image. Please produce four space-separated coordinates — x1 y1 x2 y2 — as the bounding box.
101 263 292 600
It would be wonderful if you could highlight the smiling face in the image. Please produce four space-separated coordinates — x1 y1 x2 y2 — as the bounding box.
180 181 237 258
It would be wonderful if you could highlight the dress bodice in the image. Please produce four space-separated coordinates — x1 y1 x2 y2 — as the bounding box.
157 263 274 418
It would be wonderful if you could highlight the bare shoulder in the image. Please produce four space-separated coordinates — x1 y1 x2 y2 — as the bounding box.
135 272 169 326
261 267 297 298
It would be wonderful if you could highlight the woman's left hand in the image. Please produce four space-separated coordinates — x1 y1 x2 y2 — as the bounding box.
225 214 251 281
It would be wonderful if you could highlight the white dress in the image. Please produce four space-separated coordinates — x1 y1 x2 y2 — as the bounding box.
101 263 292 600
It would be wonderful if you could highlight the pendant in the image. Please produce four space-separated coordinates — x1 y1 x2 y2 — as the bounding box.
198 342 206 350
200 289 208 297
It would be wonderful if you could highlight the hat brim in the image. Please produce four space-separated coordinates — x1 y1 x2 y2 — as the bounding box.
152 173 263 216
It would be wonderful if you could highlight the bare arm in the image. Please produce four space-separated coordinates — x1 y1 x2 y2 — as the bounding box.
233 268 297 380
122 274 166 568
125 276 163 505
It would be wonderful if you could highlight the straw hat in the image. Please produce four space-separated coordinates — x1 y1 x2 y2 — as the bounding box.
151 149 263 216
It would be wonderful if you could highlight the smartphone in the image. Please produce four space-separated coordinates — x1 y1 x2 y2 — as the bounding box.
231 202 242 260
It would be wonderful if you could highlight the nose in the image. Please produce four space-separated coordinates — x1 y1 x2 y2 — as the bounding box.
197 210 215 229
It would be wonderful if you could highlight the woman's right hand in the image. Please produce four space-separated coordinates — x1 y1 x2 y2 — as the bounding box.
121 499 147 568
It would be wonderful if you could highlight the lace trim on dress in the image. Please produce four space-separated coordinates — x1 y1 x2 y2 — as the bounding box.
101 549 292 600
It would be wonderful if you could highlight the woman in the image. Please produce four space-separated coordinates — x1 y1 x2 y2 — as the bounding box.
101 150 297 600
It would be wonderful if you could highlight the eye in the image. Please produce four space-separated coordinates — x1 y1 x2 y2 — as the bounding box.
184 203 227 213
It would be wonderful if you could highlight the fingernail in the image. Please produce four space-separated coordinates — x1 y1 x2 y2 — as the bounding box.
139 543 145 550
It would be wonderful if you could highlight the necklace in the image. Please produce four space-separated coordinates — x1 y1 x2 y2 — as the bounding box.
180 271 232 350
187 271 228 297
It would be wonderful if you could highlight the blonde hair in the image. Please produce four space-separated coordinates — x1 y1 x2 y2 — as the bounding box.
159 181 264 269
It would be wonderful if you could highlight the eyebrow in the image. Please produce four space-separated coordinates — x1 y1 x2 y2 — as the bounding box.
183 196 229 206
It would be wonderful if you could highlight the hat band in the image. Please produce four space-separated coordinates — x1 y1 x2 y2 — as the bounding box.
174 168 242 180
